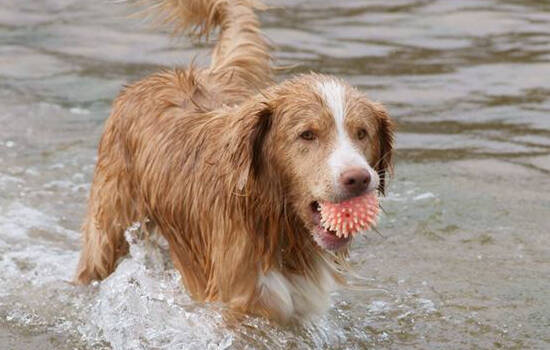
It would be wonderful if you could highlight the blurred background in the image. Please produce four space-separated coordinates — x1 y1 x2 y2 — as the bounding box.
0 0 549 349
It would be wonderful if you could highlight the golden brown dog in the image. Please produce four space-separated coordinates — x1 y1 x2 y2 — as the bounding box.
75 0 394 322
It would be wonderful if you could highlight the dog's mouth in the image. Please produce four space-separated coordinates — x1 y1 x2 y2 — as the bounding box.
309 201 352 251
308 193 379 251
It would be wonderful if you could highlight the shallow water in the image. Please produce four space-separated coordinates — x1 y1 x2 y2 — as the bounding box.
1 0 549 349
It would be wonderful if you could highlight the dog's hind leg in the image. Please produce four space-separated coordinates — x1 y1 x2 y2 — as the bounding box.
74 214 128 284
74 187 132 284
74 138 136 284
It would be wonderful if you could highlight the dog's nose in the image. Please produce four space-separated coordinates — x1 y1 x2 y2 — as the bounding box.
340 168 370 195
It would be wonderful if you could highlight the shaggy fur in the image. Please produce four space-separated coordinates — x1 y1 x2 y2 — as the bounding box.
75 0 394 323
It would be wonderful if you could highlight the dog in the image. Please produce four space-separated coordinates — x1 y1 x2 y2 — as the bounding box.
75 0 394 323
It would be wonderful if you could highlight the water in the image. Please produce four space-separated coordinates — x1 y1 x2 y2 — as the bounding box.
1 0 549 348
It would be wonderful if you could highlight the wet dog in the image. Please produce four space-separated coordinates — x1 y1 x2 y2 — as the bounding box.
75 0 394 323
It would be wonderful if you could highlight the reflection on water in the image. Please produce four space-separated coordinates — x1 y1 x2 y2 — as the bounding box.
1 0 549 349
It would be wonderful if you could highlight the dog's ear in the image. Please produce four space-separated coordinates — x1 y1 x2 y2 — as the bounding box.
372 103 395 195
228 100 273 191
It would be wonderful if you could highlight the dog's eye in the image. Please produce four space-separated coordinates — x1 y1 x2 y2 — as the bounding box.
300 130 316 141
357 128 367 140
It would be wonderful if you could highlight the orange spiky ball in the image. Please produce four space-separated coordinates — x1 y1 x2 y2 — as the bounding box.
319 193 379 238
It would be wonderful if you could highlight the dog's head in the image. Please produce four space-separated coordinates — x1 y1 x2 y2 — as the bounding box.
231 74 394 252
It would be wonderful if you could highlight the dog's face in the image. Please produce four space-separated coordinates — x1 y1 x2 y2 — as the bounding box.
241 75 394 252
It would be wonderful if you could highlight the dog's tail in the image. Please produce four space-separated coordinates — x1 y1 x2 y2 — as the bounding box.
146 0 272 89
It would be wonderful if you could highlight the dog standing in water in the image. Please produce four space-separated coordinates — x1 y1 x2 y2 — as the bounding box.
75 0 394 323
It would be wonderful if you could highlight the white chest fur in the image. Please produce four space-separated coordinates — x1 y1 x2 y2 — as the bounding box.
257 259 338 321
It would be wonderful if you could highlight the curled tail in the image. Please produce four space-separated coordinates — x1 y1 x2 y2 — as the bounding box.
146 0 272 90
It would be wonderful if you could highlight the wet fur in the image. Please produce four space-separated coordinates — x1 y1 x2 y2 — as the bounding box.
75 0 394 322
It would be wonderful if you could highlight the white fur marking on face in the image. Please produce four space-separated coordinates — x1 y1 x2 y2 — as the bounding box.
317 80 346 125
316 80 379 192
